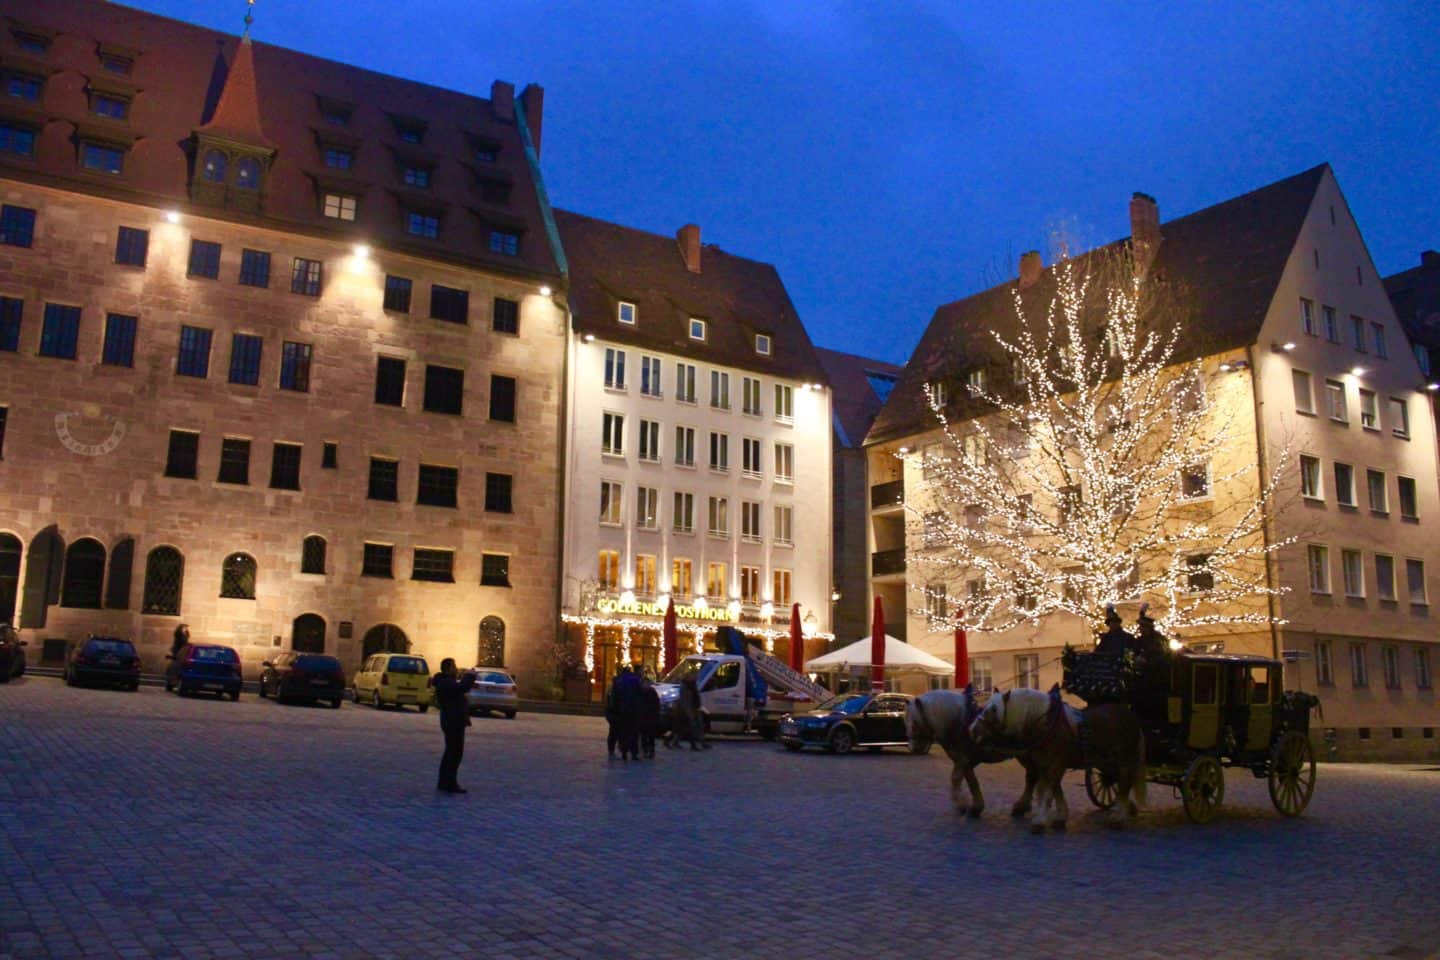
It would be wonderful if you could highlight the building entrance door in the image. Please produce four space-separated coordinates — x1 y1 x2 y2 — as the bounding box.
362 623 409 659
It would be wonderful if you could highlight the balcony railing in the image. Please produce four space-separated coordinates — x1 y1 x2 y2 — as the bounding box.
871 547 906 577
871 480 904 510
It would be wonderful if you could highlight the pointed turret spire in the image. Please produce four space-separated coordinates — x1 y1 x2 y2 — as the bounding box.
197 26 276 150
242 0 255 40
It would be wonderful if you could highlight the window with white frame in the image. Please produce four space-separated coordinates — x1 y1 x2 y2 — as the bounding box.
926 582 948 622
601 412 624 456
710 370 730 410
773 504 793 545
742 376 762 416
1359 388 1378 430
772 568 792 606
689 318 706 341
1300 455 1322 500
1323 305 1339 342
1367 469 1387 513
597 549 620 591
1315 640 1333 685
1372 322 1388 358
923 511 946 548
604 348 626 390
962 433 986 465
640 356 662 397
1180 462 1210 499
1015 654 1039 689
707 496 729 537
1333 462 1355 507
1324 379 1347 422
1300 297 1317 336
1307 544 1330 594
599 481 623 525
1383 645 1401 690
740 565 762 604
970 657 993 693
705 562 727 599
927 380 948 407
1011 356 1028 385
1186 554 1213 593
1349 642 1368 687
1350 314 1367 352
774 442 794 482
742 437 762 476
676 362 697 403
674 426 695 467
1415 647 1432 690
636 486 658 530
1292 369 1314 414
967 576 988 603
322 192 357 221
965 368 986 394
774 383 793 421
634 554 656 596
755 333 772 355
618 301 636 325
709 431 729 472
672 557 693 597
1342 549 1364 597
1398 476 1418 520
673 492 694 533
1376 554 1396 601
1406 558 1427 605
638 419 660 462
1389 396 1409 438
741 500 761 542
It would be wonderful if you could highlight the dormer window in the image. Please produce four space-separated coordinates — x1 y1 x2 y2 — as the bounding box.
965 369 986 394
406 211 439 238
479 177 511 206
236 157 260 190
470 136 500 163
402 165 431 188
927 380 948 407
0 122 36 157
390 115 427 144
81 142 125 175
322 192 358 221
618 302 636 325
689 318 707 341
323 146 353 170
13 31 49 55
91 93 129 120
201 149 227 183
755 334 772 356
487 227 519 256
101 53 133 75
316 95 354 127
5 72 42 102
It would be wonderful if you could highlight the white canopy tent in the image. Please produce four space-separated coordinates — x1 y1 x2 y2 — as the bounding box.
804 634 954 677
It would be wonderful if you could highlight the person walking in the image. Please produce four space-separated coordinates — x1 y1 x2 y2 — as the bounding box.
432 658 477 794
639 670 661 759
605 671 622 759
613 664 643 761
667 674 707 751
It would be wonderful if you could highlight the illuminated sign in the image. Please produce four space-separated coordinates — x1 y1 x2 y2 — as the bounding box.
596 598 737 622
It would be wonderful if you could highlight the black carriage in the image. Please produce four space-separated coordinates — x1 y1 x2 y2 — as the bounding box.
1064 650 1319 824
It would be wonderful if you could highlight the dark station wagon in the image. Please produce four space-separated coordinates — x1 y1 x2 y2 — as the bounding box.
64 636 141 691
257 652 345 708
777 692 916 754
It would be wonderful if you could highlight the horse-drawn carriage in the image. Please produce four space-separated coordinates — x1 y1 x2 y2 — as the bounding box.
1065 649 1320 823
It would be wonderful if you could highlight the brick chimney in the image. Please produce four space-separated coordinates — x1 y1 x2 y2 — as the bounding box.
1423 250 1440 268
677 224 701 273
1019 250 1043 289
1130 192 1161 275
490 80 515 123
519 84 544 156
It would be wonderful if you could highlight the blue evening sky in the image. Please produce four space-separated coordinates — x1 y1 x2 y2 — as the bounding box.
129 1 1440 365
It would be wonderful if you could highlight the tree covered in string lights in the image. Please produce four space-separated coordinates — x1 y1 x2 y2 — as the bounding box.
908 245 1293 641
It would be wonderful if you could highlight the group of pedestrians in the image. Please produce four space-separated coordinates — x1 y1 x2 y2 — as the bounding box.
605 665 708 761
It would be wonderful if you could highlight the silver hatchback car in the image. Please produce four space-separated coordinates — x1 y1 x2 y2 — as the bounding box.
464 668 519 719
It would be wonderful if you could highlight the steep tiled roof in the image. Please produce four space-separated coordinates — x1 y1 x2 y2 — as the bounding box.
1385 252 1440 352
555 210 828 383
0 0 559 279
816 347 903 448
867 165 1329 445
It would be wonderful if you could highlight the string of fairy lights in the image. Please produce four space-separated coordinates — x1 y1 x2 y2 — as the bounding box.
559 613 833 673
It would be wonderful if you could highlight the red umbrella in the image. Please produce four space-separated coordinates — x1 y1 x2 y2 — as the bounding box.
662 597 678 672
954 623 969 689
788 602 804 673
871 595 886 691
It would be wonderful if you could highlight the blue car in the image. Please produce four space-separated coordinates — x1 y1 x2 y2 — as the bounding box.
165 643 243 700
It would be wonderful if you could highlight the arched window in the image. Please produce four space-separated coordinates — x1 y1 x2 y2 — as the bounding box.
477 616 506 667
105 537 134 609
20 527 64 628
300 535 326 574
0 533 21 625
220 553 256 599
292 613 326 653
142 546 184 615
236 157 259 190
201 149 227 183
60 538 106 608
361 623 409 659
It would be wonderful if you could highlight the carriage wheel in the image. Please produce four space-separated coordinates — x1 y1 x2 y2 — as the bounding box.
1181 755 1225 824
1085 766 1120 810
1268 732 1316 818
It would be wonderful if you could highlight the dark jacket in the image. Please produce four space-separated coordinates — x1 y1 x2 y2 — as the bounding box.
433 671 477 732
1095 626 1136 657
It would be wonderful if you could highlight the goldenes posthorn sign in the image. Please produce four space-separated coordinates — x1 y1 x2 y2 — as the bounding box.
596 599 737 622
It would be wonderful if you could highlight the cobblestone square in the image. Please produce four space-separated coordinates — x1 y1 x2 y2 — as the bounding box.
2 677 1438 960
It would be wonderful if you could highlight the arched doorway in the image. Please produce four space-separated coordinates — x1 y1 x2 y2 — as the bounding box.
361 623 409 659
477 616 505 667
61 538 106 609
0 533 21 624
292 613 326 653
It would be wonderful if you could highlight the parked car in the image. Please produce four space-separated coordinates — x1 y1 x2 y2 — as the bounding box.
0 624 25 682
352 652 432 711
257 652 344 708
165 643 243 700
465 668 519 719
64 636 141 691
777 692 914 754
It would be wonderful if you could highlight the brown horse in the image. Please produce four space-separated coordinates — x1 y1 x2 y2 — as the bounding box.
969 685 1146 832
906 687 1038 819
